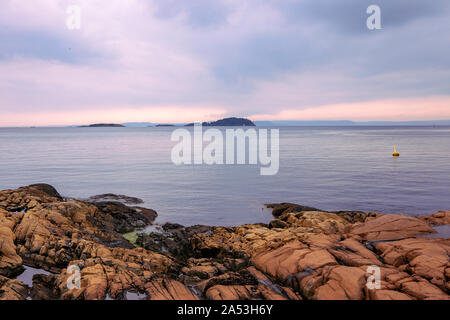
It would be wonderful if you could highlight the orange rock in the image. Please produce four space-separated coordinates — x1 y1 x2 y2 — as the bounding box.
420 210 450 226
400 279 449 300
0 209 20 230
369 289 413 300
0 226 23 277
281 286 303 300
246 266 302 300
256 284 289 300
204 280 291 300
252 240 337 281
279 211 350 234
0 185 61 212
205 285 256 300
181 258 227 279
350 214 435 241
313 266 367 300
300 233 341 249
81 264 108 300
145 279 199 300
375 238 450 290
0 275 28 300
329 238 381 266
299 273 323 298
2 186 449 301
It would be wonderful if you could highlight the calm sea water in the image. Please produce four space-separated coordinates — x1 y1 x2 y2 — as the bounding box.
0 126 449 226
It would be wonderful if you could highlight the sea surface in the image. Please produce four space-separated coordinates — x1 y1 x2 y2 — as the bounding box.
1 126 449 226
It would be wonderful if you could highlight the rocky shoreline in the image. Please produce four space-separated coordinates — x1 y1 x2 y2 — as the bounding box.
0 184 449 300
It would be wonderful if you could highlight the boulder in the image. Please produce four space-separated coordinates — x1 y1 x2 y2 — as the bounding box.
400 279 449 300
0 226 23 277
30 274 58 300
266 203 321 217
350 214 435 241
313 266 367 300
252 240 337 281
88 194 143 205
375 238 450 290
0 184 63 212
328 238 381 266
0 275 28 300
420 211 450 226
90 201 157 234
278 211 350 234
28 184 63 200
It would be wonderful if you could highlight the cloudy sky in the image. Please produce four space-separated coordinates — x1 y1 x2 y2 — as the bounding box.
1 0 449 126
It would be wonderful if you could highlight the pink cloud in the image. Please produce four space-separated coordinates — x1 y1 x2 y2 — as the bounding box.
251 96 450 121
0 106 227 127
1 1 449 126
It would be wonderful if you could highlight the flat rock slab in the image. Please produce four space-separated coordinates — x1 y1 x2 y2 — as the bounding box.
350 214 435 241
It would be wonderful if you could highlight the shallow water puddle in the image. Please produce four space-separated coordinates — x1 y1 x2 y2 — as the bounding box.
125 291 147 300
15 266 50 286
9 209 26 214
417 225 450 239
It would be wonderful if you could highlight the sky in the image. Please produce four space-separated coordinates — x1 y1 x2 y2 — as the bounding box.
0 0 449 126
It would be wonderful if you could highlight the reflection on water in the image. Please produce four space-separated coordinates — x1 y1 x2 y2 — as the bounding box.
1 126 450 226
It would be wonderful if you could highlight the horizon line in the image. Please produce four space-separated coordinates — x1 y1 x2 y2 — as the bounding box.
2 119 450 128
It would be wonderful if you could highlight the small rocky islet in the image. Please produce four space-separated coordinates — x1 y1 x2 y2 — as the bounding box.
0 184 449 300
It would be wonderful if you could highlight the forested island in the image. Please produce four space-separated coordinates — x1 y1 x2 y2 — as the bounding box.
185 117 255 127
79 123 125 127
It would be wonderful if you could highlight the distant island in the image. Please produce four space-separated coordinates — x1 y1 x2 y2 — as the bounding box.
185 117 255 127
80 123 125 128
66 119 450 129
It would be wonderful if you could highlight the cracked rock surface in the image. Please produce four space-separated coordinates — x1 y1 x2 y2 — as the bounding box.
0 185 449 300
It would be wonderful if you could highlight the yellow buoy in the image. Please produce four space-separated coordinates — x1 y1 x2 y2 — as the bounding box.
393 146 400 157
